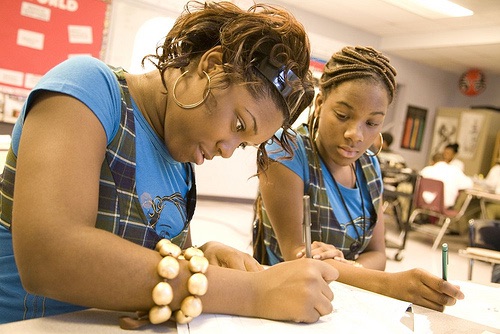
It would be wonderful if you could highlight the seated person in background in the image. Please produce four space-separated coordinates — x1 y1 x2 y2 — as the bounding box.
443 143 464 172
420 152 473 209
420 152 475 235
478 150 500 283
254 46 464 312
375 132 406 168
485 157 500 192
484 157 500 218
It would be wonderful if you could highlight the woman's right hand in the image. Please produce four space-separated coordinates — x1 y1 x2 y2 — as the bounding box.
253 259 339 323
386 268 465 311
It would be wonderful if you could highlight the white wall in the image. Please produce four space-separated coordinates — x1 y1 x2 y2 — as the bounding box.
104 0 500 200
104 0 181 70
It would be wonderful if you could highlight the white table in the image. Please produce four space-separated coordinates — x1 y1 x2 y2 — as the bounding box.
1 280 498 333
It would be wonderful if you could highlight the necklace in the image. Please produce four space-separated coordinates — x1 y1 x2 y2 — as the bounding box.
329 163 367 257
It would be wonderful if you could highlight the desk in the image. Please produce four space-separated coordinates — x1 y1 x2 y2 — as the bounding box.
382 167 418 260
0 309 177 333
465 188 500 219
1 281 498 333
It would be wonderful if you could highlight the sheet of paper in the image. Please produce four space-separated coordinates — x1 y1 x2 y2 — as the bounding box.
444 280 500 330
178 281 412 334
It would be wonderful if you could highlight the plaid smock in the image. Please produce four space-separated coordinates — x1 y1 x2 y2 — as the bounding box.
0 67 195 250
254 124 382 263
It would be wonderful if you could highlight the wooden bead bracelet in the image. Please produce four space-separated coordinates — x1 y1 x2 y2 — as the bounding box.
119 239 209 329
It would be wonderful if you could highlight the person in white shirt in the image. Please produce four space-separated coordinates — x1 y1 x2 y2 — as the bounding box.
485 161 500 192
484 159 500 218
420 152 473 208
484 159 500 282
443 143 465 172
376 132 407 168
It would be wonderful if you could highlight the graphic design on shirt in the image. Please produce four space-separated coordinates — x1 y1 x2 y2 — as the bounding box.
140 192 187 238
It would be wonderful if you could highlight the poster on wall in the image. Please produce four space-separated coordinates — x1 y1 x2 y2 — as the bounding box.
401 105 427 151
309 56 326 81
456 112 484 160
430 115 459 155
292 55 327 127
0 0 109 123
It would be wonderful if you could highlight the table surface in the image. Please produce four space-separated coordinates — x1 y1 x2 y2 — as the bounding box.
1 292 499 334
0 307 497 334
466 188 500 202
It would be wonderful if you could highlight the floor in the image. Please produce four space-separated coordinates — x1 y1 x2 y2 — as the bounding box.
189 199 494 285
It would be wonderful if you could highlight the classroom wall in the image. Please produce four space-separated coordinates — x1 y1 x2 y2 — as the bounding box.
269 0 500 170
98 0 500 200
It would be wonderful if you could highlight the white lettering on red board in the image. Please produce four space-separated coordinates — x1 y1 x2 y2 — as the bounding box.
36 0 78 12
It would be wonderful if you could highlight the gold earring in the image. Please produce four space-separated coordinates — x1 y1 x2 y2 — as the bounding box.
172 70 211 109
366 133 383 156
309 114 319 142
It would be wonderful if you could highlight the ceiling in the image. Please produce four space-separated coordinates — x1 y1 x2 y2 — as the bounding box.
270 0 500 76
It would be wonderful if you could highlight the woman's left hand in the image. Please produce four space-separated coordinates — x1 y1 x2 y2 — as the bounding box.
296 241 345 260
199 241 264 272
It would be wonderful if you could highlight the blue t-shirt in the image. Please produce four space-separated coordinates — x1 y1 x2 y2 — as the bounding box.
0 56 191 323
266 128 380 238
12 56 190 239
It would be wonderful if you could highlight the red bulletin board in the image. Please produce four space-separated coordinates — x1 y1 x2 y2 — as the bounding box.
0 0 108 94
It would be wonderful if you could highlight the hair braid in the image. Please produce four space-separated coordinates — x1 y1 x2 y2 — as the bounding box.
308 46 397 140
319 46 397 102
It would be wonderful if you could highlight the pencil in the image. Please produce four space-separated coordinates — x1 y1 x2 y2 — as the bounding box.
303 195 312 258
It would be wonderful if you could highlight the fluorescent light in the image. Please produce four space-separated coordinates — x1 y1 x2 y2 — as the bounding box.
383 0 473 18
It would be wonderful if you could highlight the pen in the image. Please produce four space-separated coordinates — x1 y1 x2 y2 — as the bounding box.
442 243 448 281
303 195 312 258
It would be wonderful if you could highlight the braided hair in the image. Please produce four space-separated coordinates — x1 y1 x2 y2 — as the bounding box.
309 46 397 136
319 46 396 101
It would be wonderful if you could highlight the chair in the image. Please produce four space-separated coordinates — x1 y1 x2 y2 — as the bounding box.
406 176 473 251
459 219 500 280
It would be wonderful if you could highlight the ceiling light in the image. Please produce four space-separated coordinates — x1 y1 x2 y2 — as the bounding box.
383 0 473 18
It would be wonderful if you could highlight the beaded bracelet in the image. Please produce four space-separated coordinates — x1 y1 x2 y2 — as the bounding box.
150 239 209 324
119 239 209 329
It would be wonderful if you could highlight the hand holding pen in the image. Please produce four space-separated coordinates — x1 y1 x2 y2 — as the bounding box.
298 195 360 267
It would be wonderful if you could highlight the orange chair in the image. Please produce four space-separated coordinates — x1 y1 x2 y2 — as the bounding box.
406 176 473 251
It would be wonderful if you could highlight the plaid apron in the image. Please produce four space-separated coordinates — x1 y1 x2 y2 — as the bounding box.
0 67 195 249
254 124 381 263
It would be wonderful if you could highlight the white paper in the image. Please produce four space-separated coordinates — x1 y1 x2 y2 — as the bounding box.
68 25 93 44
21 2 51 22
0 68 24 87
17 29 44 50
24 73 42 89
178 281 412 334
444 280 500 330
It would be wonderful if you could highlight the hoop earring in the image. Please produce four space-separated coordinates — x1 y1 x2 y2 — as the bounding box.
366 133 383 156
172 70 211 109
310 114 319 142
